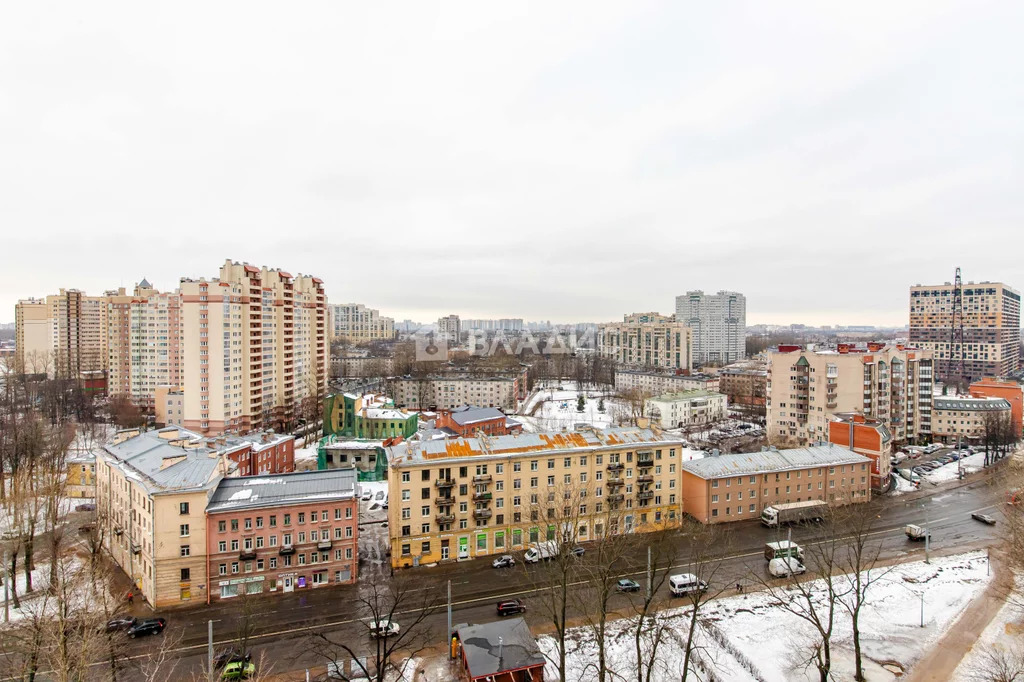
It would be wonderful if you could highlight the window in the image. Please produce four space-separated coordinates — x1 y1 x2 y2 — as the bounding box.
270 515 277 527
181 567 191 581
256 517 264 528
402 472 410 482
284 513 291 525
218 541 226 552
269 557 277 569
244 518 252 530
298 513 305 524
218 520 226 532
219 564 227 576
180 524 190 537
232 562 239 574
231 539 239 551
180 545 190 557
179 502 189 515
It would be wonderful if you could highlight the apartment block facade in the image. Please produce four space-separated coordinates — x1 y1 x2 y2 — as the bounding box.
204 469 358 602
106 281 183 410
674 290 746 366
386 428 687 568
718 361 768 415
180 260 327 436
329 303 395 343
932 396 1013 442
15 290 109 377
970 378 1023 437
767 344 934 448
909 281 1021 382
614 370 719 396
390 369 529 411
598 321 693 371
645 391 728 429
438 314 461 340
680 446 871 524
14 298 49 374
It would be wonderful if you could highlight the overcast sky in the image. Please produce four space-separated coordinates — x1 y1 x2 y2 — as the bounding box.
2 1 1022 327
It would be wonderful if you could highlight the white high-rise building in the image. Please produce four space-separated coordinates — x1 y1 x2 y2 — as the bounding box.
675 290 746 365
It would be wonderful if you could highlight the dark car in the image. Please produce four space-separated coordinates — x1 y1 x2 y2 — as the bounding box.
616 579 641 593
214 648 252 669
127 618 166 638
105 616 137 633
570 546 585 557
972 513 997 526
75 503 96 512
496 599 527 617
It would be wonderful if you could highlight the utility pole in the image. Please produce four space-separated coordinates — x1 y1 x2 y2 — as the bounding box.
924 505 931 565
646 546 653 601
3 549 8 623
207 620 214 682
920 592 924 627
447 578 452 654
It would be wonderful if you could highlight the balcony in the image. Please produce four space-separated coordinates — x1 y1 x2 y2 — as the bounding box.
239 549 257 561
278 545 295 556
473 509 493 520
607 462 624 472
607 477 624 487
317 540 332 551
435 513 456 524
637 460 653 469
637 475 654 484
435 479 455 489
130 542 141 554
472 491 493 502
608 493 625 503
472 474 492 484
637 491 654 501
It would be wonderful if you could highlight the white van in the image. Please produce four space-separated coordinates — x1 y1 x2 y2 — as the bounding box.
669 573 708 597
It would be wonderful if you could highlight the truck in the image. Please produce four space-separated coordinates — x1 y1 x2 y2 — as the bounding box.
524 541 558 563
764 540 804 562
905 524 930 541
760 500 828 528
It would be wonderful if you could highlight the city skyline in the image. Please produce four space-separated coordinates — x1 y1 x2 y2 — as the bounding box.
3 2 1023 327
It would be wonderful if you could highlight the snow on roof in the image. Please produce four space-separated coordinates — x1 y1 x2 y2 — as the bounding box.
207 469 357 513
681 445 870 480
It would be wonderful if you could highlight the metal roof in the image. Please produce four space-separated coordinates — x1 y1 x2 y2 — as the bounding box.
680 445 870 480
207 468 357 513
934 397 1011 412
450 406 507 426
102 426 230 493
457 617 545 680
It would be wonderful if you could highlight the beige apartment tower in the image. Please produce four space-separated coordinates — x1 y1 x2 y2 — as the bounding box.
599 320 693 371
767 344 934 448
329 303 395 343
181 260 327 436
909 281 1021 382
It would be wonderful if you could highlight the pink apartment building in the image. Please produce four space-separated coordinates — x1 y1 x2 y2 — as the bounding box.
205 468 358 602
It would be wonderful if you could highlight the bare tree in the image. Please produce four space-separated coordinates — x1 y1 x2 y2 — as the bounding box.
968 642 1024 682
306 575 442 682
751 521 849 682
676 520 731 682
627 527 676 682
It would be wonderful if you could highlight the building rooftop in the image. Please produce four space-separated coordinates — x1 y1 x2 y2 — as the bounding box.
934 397 1012 411
392 427 682 466
456 617 545 680
617 369 717 380
450 406 507 426
207 468 357 513
102 426 234 494
680 444 870 480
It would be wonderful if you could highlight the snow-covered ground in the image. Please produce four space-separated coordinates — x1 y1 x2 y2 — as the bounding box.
539 551 992 682
517 383 625 432
953 574 1024 679
919 450 989 483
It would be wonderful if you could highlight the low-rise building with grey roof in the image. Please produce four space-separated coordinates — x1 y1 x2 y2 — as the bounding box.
205 469 359 601
933 396 1013 441
455 617 545 682
680 444 872 524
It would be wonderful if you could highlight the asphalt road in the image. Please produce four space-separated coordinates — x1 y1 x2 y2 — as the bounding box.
111 471 1006 680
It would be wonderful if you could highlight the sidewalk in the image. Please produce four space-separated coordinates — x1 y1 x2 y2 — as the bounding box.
904 550 1011 682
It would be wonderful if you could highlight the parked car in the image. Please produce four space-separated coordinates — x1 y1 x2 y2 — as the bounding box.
570 546 585 557
972 513 997 525
616 579 641 593
767 557 807 578
104 616 137 633
374 490 385 501
367 619 399 638
360 490 373 501
79 522 96 534
75 503 96 512
214 648 252 669
127 618 166 638
905 524 931 542
496 599 527 617
221 661 255 680
492 554 516 569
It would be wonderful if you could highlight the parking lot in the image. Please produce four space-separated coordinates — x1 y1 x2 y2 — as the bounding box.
894 444 992 485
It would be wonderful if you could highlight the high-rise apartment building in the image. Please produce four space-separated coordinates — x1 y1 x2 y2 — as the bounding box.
437 314 461 340
107 281 183 411
909 281 1020 382
329 303 395 342
767 343 934 448
598 320 692 371
674 290 746 365
14 298 49 374
181 260 327 436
